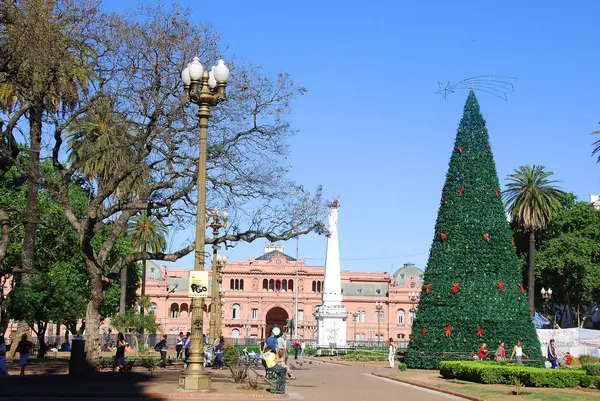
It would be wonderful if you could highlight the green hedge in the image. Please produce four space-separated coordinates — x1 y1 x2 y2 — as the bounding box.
440 361 587 388
583 363 600 376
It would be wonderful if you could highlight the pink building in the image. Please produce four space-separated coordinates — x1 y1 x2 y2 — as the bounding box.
145 243 423 345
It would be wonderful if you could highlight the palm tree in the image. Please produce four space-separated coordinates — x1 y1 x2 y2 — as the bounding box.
591 131 600 162
128 212 168 314
503 165 564 315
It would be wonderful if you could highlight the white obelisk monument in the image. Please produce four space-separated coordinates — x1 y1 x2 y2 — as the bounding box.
315 202 348 347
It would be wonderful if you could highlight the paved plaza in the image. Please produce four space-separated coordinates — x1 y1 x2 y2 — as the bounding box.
1 361 463 401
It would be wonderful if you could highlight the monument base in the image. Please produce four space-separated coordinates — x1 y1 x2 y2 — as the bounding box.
315 304 348 348
179 373 211 391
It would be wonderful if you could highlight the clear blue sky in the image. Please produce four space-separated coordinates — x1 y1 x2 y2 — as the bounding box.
104 0 600 273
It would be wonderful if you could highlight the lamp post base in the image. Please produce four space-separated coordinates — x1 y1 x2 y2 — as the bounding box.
179 373 211 390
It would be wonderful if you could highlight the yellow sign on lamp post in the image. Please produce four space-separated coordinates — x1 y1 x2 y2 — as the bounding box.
189 271 209 298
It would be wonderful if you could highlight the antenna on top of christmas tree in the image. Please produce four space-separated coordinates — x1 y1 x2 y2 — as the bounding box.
435 76 518 101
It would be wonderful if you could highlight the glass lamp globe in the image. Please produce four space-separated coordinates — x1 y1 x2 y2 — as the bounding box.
188 57 204 81
208 66 217 89
181 65 191 85
214 59 230 82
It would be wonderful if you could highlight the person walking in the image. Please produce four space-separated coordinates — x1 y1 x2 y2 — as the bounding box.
300 341 306 357
12 334 33 376
214 336 224 369
495 341 506 361
281 334 289 364
155 335 168 369
0 335 8 376
387 338 397 368
115 333 126 371
547 339 558 369
183 332 191 368
176 332 184 361
510 339 529 364
293 340 300 360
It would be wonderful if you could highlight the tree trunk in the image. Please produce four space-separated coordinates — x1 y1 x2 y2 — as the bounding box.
119 265 127 315
84 272 104 368
16 104 43 342
528 230 536 316
35 322 47 359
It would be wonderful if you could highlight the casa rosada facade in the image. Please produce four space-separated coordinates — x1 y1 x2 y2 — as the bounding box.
144 244 424 345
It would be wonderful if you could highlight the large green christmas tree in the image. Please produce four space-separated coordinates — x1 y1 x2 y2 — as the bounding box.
406 92 542 369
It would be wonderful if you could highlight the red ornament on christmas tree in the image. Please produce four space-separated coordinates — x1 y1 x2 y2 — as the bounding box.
425 284 431 295
441 194 444 201
457 146 463 153
511 238 515 247
485 145 491 152
444 326 452 337
452 283 460 294
483 233 490 241
497 281 505 292
421 327 426 337
459 187 465 197
518 283 525 293
494 188 499 197
477 328 484 337
440 233 447 242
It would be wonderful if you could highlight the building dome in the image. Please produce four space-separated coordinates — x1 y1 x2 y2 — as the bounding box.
392 263 424 287
146 261 163 280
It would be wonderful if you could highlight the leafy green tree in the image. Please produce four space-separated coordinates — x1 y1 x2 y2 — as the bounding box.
503 165 564 315
531 197 600 326
0 0 96 339
406 92 542 369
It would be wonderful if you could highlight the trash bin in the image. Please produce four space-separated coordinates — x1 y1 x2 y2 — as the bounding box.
268 366 286 394
69 340 86 375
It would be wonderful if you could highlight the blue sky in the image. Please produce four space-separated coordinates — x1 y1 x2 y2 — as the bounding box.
104 0 600 273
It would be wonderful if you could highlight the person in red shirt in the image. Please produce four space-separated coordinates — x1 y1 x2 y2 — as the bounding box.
479 342 488 360
565 352 572 365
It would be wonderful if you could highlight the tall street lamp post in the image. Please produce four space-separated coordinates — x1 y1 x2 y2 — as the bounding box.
179 57 230 390
208 208 228 345
375 302 384 347
408 291 419 313
217 287 225 337
352 311 358 346
541 287 553 322
244 324 251 345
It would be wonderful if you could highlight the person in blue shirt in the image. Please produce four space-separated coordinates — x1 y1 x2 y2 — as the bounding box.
265 332 277 353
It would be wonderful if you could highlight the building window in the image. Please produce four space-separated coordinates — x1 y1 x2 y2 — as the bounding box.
149 303 157 315
358 311 366 323
288 279 294 292
410 282 416 288
269 279 274 292
170 303 179 319
317 281 321 293
357 288 363 295
298 310 304 323
282 279 287 292
240 279 244 291
231 329 240 345
230 279 235 290
251 308 258 320
409 310 415 325
312 281 316 293
275 280 281 291
180 303 189 316
263 279 268 291
397 309 405 325
235 279 239 290
232 304 241 320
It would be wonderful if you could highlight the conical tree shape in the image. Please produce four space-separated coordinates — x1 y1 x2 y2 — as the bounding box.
406 92 542 369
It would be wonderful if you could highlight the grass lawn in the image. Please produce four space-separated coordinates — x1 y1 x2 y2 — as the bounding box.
383 369 600 401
